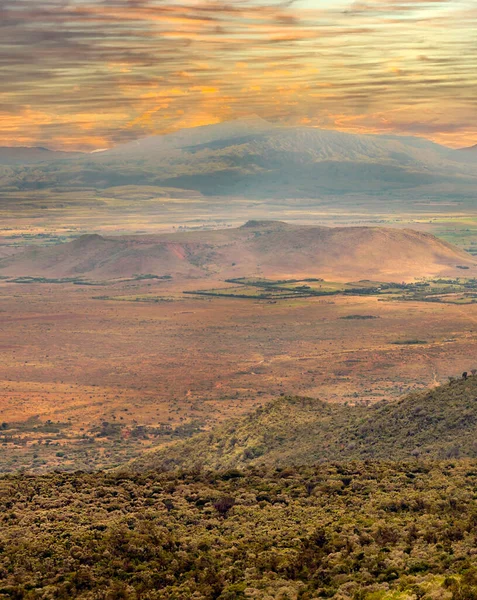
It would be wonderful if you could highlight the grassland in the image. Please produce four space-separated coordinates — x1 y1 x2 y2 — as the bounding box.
183 276 477 305
5 273 477 305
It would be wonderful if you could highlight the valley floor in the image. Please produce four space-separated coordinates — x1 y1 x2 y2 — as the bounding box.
2 276 477 472
1 199 477 472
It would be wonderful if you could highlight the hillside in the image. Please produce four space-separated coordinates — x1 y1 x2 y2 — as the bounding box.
3 119 477 197
0 221 473 281
130 375 477 472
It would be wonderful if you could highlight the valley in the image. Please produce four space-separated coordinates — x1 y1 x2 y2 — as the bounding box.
4 4 477 595
2 219 477 473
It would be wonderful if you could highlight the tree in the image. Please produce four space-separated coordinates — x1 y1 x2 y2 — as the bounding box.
213 495 235 518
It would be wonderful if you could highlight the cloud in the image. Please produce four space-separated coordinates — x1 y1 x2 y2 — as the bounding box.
0 0 476 149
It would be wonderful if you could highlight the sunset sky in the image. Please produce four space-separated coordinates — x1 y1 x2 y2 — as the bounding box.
1 0 476 150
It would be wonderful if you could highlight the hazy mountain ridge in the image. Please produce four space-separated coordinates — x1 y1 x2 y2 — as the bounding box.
2 119 476 197
0 146 83 165
130 375 477 472
0 221 473 281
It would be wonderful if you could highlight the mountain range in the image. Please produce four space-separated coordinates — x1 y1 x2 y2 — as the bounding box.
0 146 81 165
1 117 476 198
0 220 473 281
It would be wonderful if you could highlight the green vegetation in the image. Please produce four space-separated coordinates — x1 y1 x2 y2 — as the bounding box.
10 276 89 284
185 278 386 301
184 277 477 304
392 340 428 345
93 295 180 303
131 376 477 472
340 315 379 320
3 462 477 598
7 274 171 286
183 285 306 300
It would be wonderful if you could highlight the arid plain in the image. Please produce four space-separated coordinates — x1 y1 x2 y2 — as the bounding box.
2 262 477 472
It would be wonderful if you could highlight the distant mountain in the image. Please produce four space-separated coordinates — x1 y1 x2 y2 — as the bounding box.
102 115 275 157
460 144 477 152
130 375 477 472
0 221 473 281
2 119 477 197
91 120 476 196
101 120 457 165
0 146 82 165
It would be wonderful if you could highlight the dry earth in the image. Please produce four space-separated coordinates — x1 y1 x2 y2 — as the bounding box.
1 275 477 472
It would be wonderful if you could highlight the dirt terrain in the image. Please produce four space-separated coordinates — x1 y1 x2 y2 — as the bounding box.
1 273 477 472
1 208 477 473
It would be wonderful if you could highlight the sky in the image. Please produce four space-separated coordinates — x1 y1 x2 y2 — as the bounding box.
0 0 476 150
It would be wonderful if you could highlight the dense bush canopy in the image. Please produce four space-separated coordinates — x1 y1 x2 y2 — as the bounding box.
3 461 477 599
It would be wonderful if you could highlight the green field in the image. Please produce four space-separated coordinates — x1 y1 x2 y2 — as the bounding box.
184 277 477 304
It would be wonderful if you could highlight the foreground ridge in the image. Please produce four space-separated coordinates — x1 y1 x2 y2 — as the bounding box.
130 375 477 472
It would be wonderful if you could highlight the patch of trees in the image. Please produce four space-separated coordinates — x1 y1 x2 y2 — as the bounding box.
3 462 477 598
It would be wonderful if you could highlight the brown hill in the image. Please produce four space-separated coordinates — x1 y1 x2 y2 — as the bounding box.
0 221 474 281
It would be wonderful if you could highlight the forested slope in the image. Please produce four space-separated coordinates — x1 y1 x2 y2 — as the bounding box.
131 376 477 472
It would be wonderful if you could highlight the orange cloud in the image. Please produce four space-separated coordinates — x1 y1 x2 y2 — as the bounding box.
0 0 476 150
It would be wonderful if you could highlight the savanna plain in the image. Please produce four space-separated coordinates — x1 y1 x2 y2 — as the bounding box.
2 195 477 473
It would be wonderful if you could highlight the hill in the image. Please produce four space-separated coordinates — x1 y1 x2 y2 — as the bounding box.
0 221 473 281
130 375 477 472
3 119 477 197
